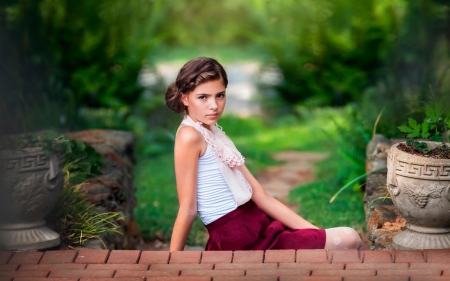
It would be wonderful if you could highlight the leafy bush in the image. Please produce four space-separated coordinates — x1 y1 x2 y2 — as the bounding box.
1 0 168 134
246 0 405 106
63 139 105 185
356 0 450 138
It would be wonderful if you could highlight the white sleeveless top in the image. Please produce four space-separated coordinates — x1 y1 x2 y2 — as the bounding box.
177 115 252 224
197 145 237 225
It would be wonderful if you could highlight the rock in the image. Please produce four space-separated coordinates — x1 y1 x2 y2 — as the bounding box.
367 205 406 250
65 129 142 250
364 135 407 250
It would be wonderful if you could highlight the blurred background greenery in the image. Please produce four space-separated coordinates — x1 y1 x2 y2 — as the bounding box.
1 0 450 246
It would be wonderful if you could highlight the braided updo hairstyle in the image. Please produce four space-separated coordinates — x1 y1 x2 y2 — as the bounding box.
165 57 228 114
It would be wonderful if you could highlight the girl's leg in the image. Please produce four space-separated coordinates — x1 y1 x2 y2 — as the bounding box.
324 227 361 249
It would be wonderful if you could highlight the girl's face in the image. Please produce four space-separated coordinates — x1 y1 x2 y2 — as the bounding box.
182 79 226 130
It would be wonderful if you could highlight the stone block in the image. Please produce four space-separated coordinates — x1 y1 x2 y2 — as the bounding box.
233 251 264 263
264 249 296 263
296 249 329 263
200 251 232 263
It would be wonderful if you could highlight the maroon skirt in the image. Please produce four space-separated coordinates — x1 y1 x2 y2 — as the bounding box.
204 200 326 251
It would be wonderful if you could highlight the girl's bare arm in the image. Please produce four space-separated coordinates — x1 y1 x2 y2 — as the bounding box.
169 127 204 251
240 164 319 229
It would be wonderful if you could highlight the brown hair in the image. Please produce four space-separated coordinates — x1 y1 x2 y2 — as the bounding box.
165 57 228 114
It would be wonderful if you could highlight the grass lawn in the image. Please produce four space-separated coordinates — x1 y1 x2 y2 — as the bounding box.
150 44 269 64
134 106 368 246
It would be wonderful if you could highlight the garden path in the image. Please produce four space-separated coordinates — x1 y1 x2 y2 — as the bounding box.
258 151 328 209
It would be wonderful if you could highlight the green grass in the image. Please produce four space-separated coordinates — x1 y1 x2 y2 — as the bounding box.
151 44 269 64
134 152 208 245
134 106 368 246
288 153 366 231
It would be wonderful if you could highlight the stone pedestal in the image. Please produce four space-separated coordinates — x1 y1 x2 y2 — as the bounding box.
365 135 406 250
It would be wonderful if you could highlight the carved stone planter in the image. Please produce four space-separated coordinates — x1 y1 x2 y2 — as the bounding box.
387 141 450 249
0 147 64 251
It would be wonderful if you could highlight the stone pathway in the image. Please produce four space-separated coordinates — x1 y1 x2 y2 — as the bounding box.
258 151 328 208
2 248 450 280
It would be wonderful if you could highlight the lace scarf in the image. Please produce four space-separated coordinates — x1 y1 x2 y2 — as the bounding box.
179 115 252 206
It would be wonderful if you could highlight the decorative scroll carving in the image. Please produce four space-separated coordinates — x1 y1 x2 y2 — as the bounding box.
403 183 445 208
395 160 450 180
1 154 48 172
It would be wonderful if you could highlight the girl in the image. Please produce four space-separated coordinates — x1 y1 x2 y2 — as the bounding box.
165 57 361 251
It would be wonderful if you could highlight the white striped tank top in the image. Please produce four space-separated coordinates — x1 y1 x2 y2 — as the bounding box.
197 145 237 225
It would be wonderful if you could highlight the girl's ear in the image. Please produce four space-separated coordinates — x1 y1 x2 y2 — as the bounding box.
181 93 188 106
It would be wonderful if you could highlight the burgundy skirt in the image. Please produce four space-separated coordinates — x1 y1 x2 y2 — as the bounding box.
204 200 326 251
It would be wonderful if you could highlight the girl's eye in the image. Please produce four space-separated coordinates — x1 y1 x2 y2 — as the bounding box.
218 93 225 98
199 96 206 100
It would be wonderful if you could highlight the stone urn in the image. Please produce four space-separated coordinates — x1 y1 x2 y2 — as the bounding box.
387 141 450 249
0 147 64 250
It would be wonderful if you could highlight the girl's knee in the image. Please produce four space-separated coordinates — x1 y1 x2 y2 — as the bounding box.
344 227 362 249
324 227 361 249
344 227 361 249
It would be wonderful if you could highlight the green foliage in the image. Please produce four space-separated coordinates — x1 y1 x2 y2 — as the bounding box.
405 140 430 154
356 0 450 139
63 140 105 185
54 183 124 247
289 151 366 230
330 168 386 203
398 118 431 139
398 102 450 143
322 106 372 203
158 1 259 48
246 0 405 106
151 45 268 64
47 140 121 248
1 0 168 134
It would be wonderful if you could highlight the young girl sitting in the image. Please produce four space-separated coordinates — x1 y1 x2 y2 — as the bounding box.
165 57 362 251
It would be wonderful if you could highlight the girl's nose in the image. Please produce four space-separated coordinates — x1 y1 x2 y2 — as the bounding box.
209 99 218 110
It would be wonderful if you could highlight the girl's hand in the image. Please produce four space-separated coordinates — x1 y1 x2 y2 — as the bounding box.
240 164 319 230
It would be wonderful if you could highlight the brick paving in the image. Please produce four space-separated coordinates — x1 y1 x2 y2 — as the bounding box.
1 249 450 280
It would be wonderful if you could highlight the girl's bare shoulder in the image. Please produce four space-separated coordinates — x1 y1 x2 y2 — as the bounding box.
176 125 203 146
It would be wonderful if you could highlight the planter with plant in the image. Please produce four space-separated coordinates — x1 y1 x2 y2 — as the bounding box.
0 131 69 251
387 104 450 249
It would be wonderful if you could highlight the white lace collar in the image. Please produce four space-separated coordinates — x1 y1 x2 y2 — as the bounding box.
181 115 245 168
